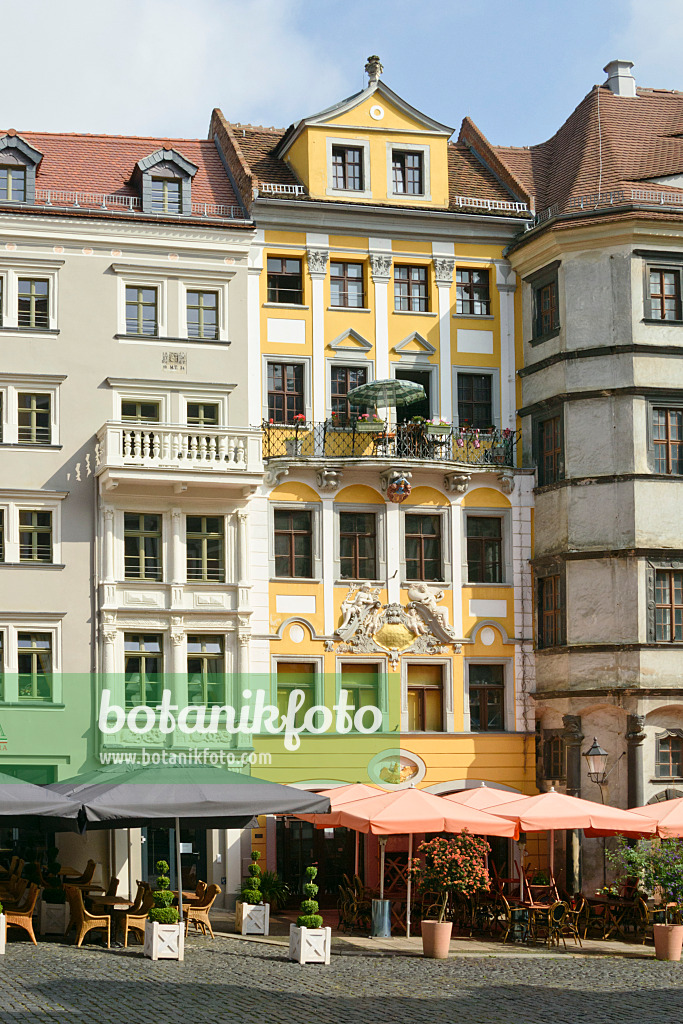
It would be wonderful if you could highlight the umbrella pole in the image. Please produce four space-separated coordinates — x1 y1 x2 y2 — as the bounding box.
406 833 413 939
549 829 554 890
354 831 359 877
175 816 183 936
379 836 386 899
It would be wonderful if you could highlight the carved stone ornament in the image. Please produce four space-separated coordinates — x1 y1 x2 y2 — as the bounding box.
562 714 584 744
307 249 329 276
627 714 647 744
433 257 455 285
369 253 392 281
334 583 460 658
497 471 515 495
444 472 471 494
380 468 412 493
316 467 344 492
264 465 290 488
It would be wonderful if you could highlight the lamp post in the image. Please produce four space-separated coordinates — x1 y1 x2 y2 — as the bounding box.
583 737 625 886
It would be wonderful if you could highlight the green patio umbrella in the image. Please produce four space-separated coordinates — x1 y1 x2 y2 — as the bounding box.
347 378 425 412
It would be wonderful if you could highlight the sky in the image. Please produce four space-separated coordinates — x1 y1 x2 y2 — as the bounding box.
4 0 683 146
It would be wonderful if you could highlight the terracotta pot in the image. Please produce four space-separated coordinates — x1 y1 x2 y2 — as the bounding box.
421 919 452 959
653 923 683 961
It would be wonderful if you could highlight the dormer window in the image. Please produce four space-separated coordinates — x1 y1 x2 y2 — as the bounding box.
151 176 182 214
0 133 42 205
0 165 26 202
332 146 363 190
135 148 198 216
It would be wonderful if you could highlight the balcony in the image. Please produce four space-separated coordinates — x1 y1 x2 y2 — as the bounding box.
96 422 263 494
262 421 518 477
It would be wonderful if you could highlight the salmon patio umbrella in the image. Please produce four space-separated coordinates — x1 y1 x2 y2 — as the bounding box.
294 783 381 874
333 786 518 937
629 797 683 839
443 783 526 810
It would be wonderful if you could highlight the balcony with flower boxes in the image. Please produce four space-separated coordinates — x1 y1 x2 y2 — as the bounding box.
96 421 263 495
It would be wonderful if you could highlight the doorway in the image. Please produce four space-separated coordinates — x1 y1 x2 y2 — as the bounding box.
394 368 432 422
142 826 208 889
276 818 361 903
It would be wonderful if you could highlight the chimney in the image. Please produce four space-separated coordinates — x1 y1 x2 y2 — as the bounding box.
603 59 636 97
365 55 383 87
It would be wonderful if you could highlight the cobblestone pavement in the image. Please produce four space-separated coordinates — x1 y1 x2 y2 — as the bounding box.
1 936 682 1024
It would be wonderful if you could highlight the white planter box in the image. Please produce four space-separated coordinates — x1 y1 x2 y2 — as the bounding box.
288 923 331 965
39 900 69 936
235 900 270 936
0 913 5 955
144 920 184 961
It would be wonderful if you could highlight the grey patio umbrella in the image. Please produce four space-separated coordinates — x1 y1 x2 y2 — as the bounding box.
347 378 426 412
50 763 330 923
0 770 81 832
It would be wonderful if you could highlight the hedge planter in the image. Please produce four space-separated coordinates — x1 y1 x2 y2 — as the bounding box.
144 920 185 961
421 920 452 959
426 425 450 435
39 899 69 936
288 923 331 965
235 900 270 936
653 923 683 962
355 422 384 433
0 914 5 955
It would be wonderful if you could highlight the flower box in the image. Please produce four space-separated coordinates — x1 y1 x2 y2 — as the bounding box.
39 899 69 936
144 920 184 961
235 899 270 936
426 424 450 435
0 913 5 955
355 421 384 433
288 923 331 965
285 437 304 456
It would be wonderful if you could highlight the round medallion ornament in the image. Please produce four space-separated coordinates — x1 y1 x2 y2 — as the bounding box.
386 476 411 503
369 104 385 120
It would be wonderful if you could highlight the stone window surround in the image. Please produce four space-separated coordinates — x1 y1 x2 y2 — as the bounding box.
333 501 387 585
646 394 683 475
108 378 234 427
262 354 312 424
0 374 64 446
635 250 683 324
326 355 375 420
325 137 372 200
524 260 561 345
401 657 453 734
268 500 322 582
0 257 62 334
399 504 452 587
335 655 390 731
452 365 501 431
461 506 513 587
654 729 683 780
385 141 432 202
0 491 65 567
646 559 683 643
270 655 325 724
0 616 63 705
462 657 514 734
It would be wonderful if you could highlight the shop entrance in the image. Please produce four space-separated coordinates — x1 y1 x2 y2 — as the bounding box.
142 826 208 890
276 819 360 903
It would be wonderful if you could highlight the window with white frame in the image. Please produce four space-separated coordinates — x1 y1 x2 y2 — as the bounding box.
464 660 513 733
325 137 371 199
0 260 61 332
387 143 430 200
0 376 62 446
463 509 512 586
187 635 226 706
0 495 64 565
111 379 233 429
270 503 321 580
0 619 62 704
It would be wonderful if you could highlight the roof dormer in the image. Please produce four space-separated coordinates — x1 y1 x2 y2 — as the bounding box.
134 148 198 215
0 131 43 204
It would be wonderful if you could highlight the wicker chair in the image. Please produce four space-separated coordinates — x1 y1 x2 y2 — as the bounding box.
0 876 28 907
4 884 40 945
121 889 155 947
63 860 97 886
0 855 19 879
64 885 110 948
184 883 221 938
104 874 119 898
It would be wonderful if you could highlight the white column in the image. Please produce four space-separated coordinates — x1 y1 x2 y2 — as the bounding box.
170 508 184 584
102 507 115 583
170 623 187 709
370 253 392 380
236 510 252 615
385 502 401 605
321 496 335 636
247 233 264 426
307 240 329 424
495 260 518 433
449 498 464 639
433 257 455 422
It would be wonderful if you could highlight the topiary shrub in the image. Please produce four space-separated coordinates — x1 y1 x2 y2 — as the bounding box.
240 850 263 905
296 865 323 929
148 859 179 925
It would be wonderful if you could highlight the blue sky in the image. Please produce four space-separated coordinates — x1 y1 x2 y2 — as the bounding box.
4 0 683 145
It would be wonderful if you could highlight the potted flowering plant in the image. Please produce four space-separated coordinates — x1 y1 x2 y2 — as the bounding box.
609 837 683 960
355 412 384 432
412 832 490 958
426 417 451 435
285 412 309 455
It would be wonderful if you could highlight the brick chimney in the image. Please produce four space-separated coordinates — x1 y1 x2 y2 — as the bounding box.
603 60 636 97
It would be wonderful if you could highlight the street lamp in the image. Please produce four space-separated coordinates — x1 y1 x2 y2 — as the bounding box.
584 738 610 785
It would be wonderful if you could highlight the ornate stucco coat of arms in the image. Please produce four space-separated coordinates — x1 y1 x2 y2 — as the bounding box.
330 582 461 665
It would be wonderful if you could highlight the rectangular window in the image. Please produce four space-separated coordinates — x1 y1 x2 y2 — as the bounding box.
18 279 48 329
187 635 225 706
17 632 52 701
267 362 304 423
0 509 3 561
125 286 158 336
332 146 363 190
19 510 52 563
656 735 683 778
186 290 218 340
121 400 160 422
534 279 559 337
469 664 505 732
407 663 443 732
330 365 367 423
467 516 502 583
457 374 492 429
186 515 225 582
405 513 442 581
330 262 365 308
655 569 683 642
653 408 683 475
538 415 562 486
538 575 564 648
0 165 26 202
187 402 219 426
392 151 424 195
649 269 681 321
341 663 379 729
123 513 162 581
274 509 313 578
276 663 315 728
266 257 303 305
394 265 428 312
151 177 182 214
339 511 377 580
0 277 3 326
544 735 566 780
124 633 163 708
456 269 491 316
17 393 51 444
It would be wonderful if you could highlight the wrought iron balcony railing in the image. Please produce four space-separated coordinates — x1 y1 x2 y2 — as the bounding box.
262 421 518 467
